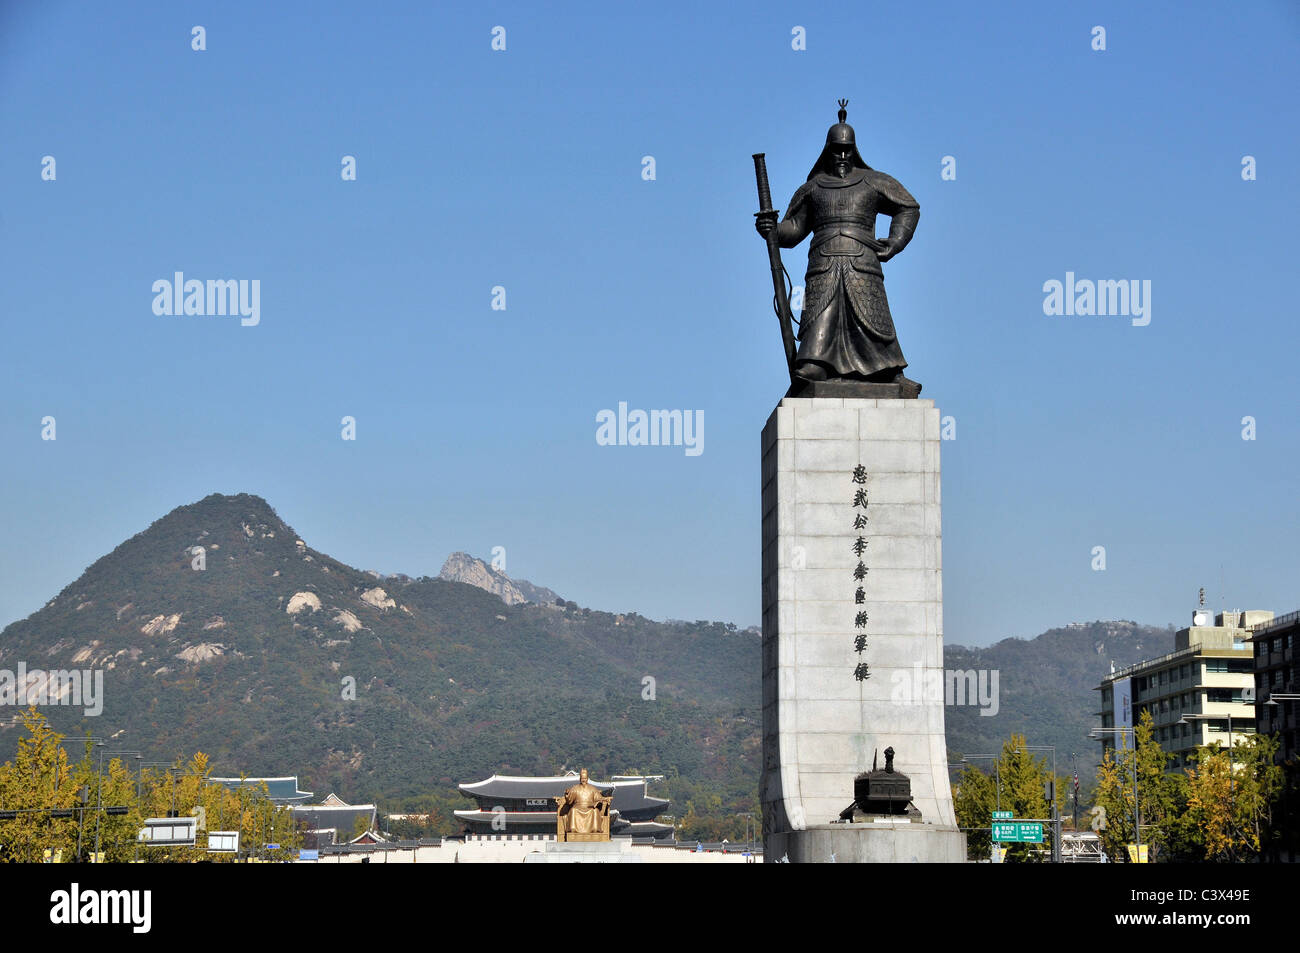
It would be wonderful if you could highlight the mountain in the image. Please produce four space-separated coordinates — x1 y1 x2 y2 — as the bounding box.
0 491 1177 830
944 620 1173 797
0 494 759 834
437 552 560 607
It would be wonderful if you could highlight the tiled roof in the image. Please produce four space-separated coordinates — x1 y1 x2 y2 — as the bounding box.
210 776 314 803
459 774 669 818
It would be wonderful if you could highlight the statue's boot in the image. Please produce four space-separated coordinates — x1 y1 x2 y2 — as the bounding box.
793 360 829 382
868 368 923 397
892 373 922 397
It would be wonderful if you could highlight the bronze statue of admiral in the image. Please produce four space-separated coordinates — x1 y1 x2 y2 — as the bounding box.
754 101 922 397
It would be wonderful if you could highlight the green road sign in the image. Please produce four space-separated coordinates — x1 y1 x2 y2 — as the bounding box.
991 811 1014 820
992 821 1043 843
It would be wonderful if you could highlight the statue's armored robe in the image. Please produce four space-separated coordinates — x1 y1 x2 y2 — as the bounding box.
775 168 919 380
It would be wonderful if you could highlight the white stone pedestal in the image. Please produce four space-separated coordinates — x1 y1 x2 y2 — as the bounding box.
522 840 642 863
760 397 964 862
766 821 966 864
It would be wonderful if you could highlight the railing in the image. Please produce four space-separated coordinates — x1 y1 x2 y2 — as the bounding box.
1251 609 1300 634
1107 646 1197 683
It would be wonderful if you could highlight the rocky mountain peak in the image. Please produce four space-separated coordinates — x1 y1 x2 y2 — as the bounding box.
437 552 560 607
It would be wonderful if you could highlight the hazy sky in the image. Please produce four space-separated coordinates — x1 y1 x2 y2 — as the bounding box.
2 1 1296 646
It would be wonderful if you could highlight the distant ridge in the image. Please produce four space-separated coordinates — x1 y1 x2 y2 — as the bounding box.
0 490 1180 822
0 493 758 831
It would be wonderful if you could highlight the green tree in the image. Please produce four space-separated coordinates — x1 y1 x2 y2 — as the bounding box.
952 762 996 860
997 735 1050 862
953 735 1058 862
0 708 76 862
1186 733 1283 862
352 814 372 840
0 717 301 864
1094 711 1190 862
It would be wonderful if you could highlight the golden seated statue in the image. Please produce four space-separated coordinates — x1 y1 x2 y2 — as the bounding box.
554 769 612 842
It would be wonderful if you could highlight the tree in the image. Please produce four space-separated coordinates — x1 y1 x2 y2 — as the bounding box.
1186 733 1283 862
996 735 1049 862
352 814 372 840
1093 711 1187 862
0 708 76 862
952 762 996 860
0 718 301 864
952 734 1057 862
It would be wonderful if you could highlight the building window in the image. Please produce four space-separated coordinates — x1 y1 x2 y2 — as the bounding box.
1205 658 1253 674
1207 688 1245 703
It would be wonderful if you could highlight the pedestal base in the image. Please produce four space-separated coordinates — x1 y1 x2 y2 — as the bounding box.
522 840 642 863
786 379 922 400
765 823 966 864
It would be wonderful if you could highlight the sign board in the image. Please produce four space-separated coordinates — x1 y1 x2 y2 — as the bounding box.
1112 676 1132 732
992 821 1043 843
298 849 319 861
991 811 1013 820
207 831 240 853
138 816 197 846
264 843 280 851
1126 843 1149 864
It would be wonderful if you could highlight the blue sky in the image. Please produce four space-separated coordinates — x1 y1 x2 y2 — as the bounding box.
2 1 1296 646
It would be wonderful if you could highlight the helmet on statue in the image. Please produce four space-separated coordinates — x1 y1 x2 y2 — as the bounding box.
807 99 872 179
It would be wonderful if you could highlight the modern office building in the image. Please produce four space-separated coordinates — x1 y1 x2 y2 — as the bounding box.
1249 608 1299 862
1250 609 1299 761
456 772 672 839
1096 610 1265 770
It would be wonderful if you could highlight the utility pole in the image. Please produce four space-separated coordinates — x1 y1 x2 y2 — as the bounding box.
1071 753 1080 831
92 742 106 861
75 785 89 861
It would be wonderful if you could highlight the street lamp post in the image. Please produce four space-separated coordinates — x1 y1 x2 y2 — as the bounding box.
959 754 1004 862
737 812 756 859
71 737 135 863
1071 752 1080 831
1264 692 1300 734
91 742 106 861
961 755 1001 813
1023 745 1059 863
